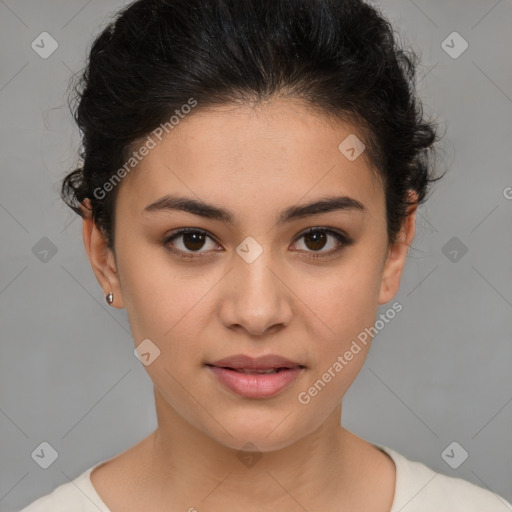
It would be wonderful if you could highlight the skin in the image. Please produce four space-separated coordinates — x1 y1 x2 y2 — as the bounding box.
81 97 417 511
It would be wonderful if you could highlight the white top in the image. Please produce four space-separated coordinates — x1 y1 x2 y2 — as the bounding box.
20 444 512 511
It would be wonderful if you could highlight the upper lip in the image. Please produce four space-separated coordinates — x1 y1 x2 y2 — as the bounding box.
208 354 305 370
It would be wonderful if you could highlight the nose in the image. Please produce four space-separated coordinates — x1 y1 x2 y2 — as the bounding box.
218 247 293 338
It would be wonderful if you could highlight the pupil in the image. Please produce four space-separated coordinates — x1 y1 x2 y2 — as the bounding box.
184 232 205 251
305 231 326 251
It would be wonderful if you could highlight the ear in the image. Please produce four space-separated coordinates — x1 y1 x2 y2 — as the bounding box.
378 191 418 305
80 198 125 309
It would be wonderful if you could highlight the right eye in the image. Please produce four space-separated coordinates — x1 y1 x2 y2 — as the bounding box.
163 228 221 259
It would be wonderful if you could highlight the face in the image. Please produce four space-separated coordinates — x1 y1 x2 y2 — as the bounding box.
83 97 416 452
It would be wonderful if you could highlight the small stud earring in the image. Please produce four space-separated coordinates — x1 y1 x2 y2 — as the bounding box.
106 292 114 305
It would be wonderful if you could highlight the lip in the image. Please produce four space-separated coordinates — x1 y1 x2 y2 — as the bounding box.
206 354 306 399
209 354 304 370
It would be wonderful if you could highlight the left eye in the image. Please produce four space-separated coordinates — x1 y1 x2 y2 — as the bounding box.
291 227 351 257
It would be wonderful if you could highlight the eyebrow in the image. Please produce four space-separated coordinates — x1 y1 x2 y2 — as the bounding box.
143 194 366 225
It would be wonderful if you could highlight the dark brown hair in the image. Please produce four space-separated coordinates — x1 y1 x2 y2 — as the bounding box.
61 0 445 251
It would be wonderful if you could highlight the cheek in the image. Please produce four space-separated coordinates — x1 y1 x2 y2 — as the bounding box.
298 257 384 346
116 242 213 342
294 276 378 419
292 255 383 401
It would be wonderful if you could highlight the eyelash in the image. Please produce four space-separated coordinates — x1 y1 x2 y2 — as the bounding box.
163 227 354 261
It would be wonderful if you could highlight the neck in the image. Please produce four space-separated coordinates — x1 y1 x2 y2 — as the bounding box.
143 387 362 511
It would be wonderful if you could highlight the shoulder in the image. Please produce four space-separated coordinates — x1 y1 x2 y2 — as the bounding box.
19 462 110 512
377 444 512 512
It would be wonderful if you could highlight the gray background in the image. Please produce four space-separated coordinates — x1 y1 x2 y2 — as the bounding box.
1 0 511 510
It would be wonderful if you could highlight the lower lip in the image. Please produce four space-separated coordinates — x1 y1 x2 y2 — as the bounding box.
207 366 304 398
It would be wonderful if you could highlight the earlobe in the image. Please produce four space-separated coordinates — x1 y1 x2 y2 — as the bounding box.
378 193 418 305
80 199 125 308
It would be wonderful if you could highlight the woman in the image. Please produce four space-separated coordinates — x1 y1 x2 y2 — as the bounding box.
21 0 512 510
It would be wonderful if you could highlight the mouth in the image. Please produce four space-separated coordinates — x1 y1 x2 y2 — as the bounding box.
205 354 306 398
212 367 294 374
207 353 305 371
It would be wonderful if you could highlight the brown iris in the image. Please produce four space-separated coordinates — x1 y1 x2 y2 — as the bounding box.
303 230 328 251
182 232 207 251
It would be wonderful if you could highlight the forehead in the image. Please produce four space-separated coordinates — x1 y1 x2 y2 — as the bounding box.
115 98 384 221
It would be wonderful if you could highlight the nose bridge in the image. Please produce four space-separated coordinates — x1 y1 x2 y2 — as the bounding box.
221 239 292 335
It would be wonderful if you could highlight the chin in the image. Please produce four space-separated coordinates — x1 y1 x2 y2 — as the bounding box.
204 409 314 453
